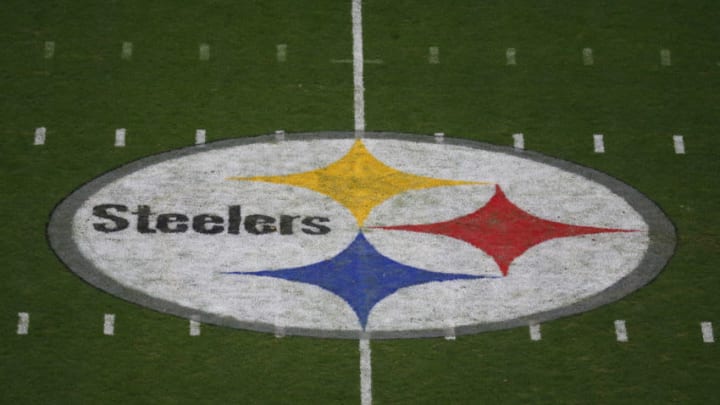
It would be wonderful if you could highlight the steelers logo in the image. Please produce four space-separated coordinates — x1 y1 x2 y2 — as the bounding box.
48 132 675 339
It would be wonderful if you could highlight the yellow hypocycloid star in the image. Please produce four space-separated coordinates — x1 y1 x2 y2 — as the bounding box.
228 140 487 225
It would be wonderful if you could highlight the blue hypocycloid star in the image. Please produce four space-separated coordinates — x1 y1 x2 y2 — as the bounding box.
225 233 498 328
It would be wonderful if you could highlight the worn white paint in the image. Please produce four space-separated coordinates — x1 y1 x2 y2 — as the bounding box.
444 327 456 340
701 322 714 343
121 41 133 60
614 320 628 342
276 44 287 63
44 41 55 59
593 134 605 154
274 325 286 338
428 46 439 64
275 130 285 142
195 129 206 145
434 132 444 143
513 133 524 150
352 0 365 132
359 338 372 405
17 312 29 335
114 128 126 147
529 323 541 341
34 127 46 146
661 49 671 66
506 48 517 65
583 48 594 66
673 135 685 154
189 319 201 336
199 43 210 61
104 313 115 335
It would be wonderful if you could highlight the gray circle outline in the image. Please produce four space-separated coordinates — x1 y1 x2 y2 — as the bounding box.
47 132 677 339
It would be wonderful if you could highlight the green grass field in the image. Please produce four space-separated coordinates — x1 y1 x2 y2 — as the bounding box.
1 1 719 403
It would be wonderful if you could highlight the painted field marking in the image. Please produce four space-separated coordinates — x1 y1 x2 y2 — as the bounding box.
274 325 286 338
195 129 206 145
121 41 133 60
701 322 714 343
331 59 383 64
614 320 628 342
189 319 201 336
529 323 542 341
276 44 287 62
593 134 605 153
275 129 285 141
513 133 524 150
359 338 372 405
428 46 439 64
44 41 55 59
444 327 456 340
199 43 210 61
506 48 517 65
583 48 594 65
673 135 685 154
17 312 29 335
103 313 115 336
34 127 46 146
114 128 126 147
434 132 444 143
352 0 365 132
661 49 671 66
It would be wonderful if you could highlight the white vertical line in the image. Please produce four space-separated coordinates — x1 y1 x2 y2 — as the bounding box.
434 132 444 143
17 312 29 335
195 129 206 145
444 327 456 340
506 48 516 65
614 320 628 342
701 322 714 343
276 44 287 62
593 134 605 153
121 41 133 60
115 128 126 147
529 323 541 341
104 313 115 336
44 41 55 59
359 338 372 405
428 46 439 64
34 127 46 146
189 319 201 336
352 0 365 133
673 135 685 154
661 49 671 66
275 129 285 141
583 48 594 65
512 133 524 150
199 43 210 61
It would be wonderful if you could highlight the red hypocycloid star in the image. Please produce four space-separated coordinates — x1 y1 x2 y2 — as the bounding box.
374 185 635 276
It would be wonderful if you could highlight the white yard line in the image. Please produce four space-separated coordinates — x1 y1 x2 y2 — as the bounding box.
444 327 456 341
673 135 685 154
199 43 210 61
115 128 126 147
44 41 55 59
34 127 46 146
104 313 115 336
513 133 524 150
701 322 714 343
189 319 201 336
593 134 605 153
17 312 29 335
583 48 594 66
275 129 286 141
428 46 439 64
352 0 365 132
359 338 372 405
614 320 628 342
121 41 133 60
506 48 516 65
195 129 206 145
434 132 445 143
661 49 671 66
276 44 287 62
331 59 383 64
529 323 542 341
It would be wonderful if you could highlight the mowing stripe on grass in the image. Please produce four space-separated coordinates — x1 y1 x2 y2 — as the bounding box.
673 135 685 154
434 132 444 143
275 129 285 141
583 48 594 65
506 48 516 65
103 314 115 336
359 338 372 405
593 134 605 153
199 43 210 61
16 312 29 335
121 41 133 60
428 46 439 64
44 41 55 59
34 127 46 146
114 128 126 147
444 327 456 340
529 323 542 341
661 49 671 66
189 319 201 336
195 129 206 145
352 0 365 132
701 322 714 343
615 320 628 342
513 133 524 149
276 44 287 62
